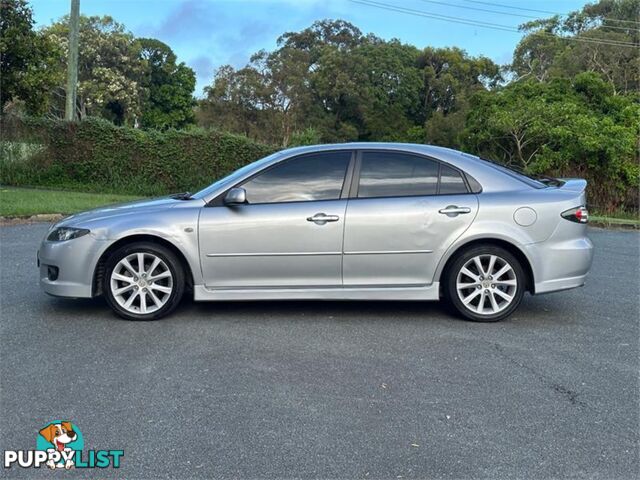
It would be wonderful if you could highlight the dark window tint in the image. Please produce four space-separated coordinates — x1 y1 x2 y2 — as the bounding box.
439 164 469 194
465 173 482 193
241 152 350 204
358 152 438 198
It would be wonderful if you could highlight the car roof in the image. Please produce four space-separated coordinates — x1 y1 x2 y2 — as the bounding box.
280 142 459 156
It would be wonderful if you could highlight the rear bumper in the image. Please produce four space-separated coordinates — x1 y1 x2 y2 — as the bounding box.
526 236 594 294
534 273 589 294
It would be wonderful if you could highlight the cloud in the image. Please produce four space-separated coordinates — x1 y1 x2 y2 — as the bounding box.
135 0 345 96
189 55 215 78
151 0 219 39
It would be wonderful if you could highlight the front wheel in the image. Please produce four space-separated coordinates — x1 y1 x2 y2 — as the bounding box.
445 246 525 322
103 242 185 320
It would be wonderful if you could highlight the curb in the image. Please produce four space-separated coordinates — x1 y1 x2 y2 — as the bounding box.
589 219 639 230
0 214 64 226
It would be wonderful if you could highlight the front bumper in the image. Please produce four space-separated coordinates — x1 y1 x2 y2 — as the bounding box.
38 233 108 298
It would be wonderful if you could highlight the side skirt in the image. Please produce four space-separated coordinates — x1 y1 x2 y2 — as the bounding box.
193 283 441 302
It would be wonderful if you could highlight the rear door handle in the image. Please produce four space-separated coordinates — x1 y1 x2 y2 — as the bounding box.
439 205 471 216
307 213 340 224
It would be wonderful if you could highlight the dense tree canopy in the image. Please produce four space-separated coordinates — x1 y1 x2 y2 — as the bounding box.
467 0 639 211
0 2 196 128
464 74 639 210
197 20 501 146
42 15 146 124
138 38 196 129
0 0 61 115
512 0 639 94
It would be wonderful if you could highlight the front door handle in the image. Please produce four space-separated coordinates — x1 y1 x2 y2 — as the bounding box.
307 213 340 224
439 205 471 216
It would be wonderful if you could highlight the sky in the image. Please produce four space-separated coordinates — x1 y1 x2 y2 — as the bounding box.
30 0 590 96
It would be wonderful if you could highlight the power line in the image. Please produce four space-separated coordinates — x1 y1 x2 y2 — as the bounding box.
417 0 640 32
350 0 638 48
461 0 640 26
420 0 540 19
353 0 536 33
460 0 568 15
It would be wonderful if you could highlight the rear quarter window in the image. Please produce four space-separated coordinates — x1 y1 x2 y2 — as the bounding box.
439 164 468 195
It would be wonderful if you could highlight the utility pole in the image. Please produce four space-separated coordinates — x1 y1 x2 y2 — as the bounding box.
65 0 80 121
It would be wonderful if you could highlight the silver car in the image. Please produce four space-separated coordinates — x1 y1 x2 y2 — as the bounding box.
37 143 593 322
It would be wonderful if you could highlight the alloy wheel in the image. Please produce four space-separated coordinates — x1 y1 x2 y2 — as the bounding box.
455 254 518 315
110 252 174 314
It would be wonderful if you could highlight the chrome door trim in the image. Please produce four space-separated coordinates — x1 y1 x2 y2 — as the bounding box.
206 251 342 257
344 249 433 255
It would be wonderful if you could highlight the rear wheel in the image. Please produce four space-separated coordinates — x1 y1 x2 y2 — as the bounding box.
446 245 525 322
103 242 185 320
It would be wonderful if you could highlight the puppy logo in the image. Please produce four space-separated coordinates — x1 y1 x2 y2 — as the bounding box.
37 421 83 470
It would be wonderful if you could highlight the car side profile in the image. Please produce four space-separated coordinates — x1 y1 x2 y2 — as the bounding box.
37 143 593 321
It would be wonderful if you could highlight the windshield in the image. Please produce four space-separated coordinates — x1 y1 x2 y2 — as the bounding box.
191 151 283 199
478 158 548 189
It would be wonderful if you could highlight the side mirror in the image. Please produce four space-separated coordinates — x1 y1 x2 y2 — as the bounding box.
223 187 247 205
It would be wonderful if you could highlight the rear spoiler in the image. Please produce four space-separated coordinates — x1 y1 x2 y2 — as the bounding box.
557 178 587 192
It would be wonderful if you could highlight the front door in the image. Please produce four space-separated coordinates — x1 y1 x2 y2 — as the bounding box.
198 151 353 288
343 151 478 286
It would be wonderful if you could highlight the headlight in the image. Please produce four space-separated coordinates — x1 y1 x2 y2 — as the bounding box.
47 227 90 242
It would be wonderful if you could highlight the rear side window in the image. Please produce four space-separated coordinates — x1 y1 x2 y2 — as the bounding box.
358 152 439 198
439 164 468 195
241 151 351 204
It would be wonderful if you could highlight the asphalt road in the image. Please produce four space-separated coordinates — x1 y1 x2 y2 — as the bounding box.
1 224 638 479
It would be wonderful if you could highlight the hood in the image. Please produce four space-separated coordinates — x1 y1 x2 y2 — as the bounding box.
55 196 185 228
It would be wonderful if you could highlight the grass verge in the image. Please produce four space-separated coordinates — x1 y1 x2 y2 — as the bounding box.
0 187 144 217
590 215 639 228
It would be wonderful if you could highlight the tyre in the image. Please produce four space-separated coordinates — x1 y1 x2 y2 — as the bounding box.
445 245 525 322
103 242 185 320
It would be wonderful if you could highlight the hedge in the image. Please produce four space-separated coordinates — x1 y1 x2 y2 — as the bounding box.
0 116 276 196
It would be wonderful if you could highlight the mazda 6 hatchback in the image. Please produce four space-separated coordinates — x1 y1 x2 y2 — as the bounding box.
38 143 593 321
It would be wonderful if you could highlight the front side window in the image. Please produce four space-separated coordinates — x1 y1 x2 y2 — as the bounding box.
241 151 351 204
358 152 439 198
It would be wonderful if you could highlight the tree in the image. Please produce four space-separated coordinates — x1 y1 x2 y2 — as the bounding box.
197 20 499 145
511 0 639 94
42 15 146 124
464 73 639 211
198 64 275 142
138 38 196 129
0 0 61 115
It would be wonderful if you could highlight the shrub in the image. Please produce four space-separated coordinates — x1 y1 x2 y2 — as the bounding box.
0 116 275 196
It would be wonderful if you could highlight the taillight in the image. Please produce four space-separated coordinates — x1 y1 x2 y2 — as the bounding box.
561 206 589 224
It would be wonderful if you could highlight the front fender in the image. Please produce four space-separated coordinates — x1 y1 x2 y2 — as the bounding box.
79 204 204 286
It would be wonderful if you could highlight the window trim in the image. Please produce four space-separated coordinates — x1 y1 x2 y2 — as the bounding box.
207 150 355 207
351 149 475 200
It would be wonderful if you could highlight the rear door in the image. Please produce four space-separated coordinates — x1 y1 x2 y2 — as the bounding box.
343 150 478 286
198 150 353 288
